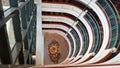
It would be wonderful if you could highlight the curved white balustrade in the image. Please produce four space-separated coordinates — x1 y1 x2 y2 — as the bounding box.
42 3 81 17
103 53 120 64
76 0 110 64
103 48 120 64
42 24 69 31
89 49 112 63
41 0 119 65
72 16 94 64
43 30 66 37
42 16 84 64
42 3 94 63
76 0 97 4
42 16 74 25
42 24 77 63
42 16 84 59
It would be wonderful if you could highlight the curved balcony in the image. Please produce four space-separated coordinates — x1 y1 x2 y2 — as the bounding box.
42 0 119 64
84 13 100 53
77 0 110 64
86 11 103 54
42 24 76 61
42 3 94 56
42 16 83 59
66 34 74 58
97 0 119 49
70 29 80 57
76 23 89 55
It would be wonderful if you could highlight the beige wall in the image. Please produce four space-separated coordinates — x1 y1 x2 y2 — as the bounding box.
44 32 69 65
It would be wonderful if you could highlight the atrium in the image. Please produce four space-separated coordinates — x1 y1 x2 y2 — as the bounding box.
0 0 120 68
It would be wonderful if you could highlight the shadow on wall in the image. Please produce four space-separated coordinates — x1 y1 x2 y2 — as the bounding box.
44 32 69 65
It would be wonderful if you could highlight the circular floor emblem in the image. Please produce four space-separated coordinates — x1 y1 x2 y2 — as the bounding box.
48 40 61 64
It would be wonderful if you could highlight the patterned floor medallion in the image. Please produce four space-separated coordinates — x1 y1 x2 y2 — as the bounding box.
48 40 61 64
